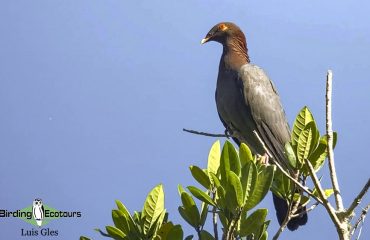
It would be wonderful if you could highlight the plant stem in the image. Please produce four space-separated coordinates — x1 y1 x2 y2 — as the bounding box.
326 70 344 211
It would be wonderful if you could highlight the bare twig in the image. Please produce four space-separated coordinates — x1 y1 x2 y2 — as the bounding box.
351 203 370 238
252 130 323 205
304 158 342 229
292 201 320 217
252 130 272 158
211 190 219 240
346 178 370 218
326 70 344 211
183 128 229 138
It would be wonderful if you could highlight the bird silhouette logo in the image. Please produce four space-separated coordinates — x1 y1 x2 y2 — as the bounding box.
32 198 44 227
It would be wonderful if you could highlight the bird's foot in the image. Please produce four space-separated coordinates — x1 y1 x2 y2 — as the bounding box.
258 153 270 166
224 129 231 138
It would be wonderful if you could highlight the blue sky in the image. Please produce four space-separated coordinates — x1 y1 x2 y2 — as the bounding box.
0 1 369 239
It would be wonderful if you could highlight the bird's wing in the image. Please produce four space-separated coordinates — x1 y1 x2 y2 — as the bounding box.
238 64 291 168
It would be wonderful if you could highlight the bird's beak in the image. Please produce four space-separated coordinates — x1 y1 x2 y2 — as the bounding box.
201 37 210 44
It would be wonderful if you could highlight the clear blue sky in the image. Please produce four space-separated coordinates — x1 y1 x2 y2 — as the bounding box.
0 1 369 239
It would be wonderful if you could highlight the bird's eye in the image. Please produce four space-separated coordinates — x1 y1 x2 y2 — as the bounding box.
218 23 228 31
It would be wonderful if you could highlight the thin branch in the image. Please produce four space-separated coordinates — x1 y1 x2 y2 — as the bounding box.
346 178 370 218
212 206 218 240
211 190 219 240
272 192 300 240
351 203 370 237
304 158 341 227
326 70 344 211
252 130 324 205
252 130 272 158
292 201 320 217
183 128 229 138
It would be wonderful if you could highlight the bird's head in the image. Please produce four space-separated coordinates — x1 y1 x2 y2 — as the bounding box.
201 22 245 45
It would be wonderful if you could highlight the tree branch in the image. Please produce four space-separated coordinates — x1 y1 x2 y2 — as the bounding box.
183 128 229 138
304 158 341 228
346 178 370 218
326 70 344 211
292 201 320 217
351 203 370 238
212 190 219 240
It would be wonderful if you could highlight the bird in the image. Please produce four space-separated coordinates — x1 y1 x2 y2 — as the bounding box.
201 22 307 231
32 198 44 227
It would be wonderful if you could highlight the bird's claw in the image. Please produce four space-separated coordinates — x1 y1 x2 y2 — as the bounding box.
258 153 270 165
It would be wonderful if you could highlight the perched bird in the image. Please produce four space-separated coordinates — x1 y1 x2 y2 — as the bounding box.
201 22 307 231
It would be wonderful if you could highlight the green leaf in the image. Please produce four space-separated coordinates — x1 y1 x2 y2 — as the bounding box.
79 237 91 240
240 162 258 206
257 220 270 240
208 140 221 176
297 121 319 165
187 186 216 206
156 222 174 239
112 210 130 234
244 165 275 210
209 172 221 188
291 106 315 147
142 184 165 235
324 189 334 198
106 226 126 240
166 224 183 240
179 191 200 228
184 235 194 240
239 143 254 167
306 132 338 174
220 141 240 182
284 142 297 169
151 209 167 237
239 209 268 237
200 202 208 227
218 212 229 229
200 230 215 240
190 166 211 189
227 171 244 208
215 186 226 209
115 200 138 234
259 231 268 240
178 207 194 228
178 184 186 196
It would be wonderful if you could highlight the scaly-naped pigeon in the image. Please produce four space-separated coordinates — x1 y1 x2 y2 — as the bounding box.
201 22 307 231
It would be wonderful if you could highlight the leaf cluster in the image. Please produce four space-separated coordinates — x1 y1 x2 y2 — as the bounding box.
81 185 183 240
179 141 275 239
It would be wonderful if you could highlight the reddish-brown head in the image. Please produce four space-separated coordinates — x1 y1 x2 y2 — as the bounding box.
201 22 246 45
202 22 250 66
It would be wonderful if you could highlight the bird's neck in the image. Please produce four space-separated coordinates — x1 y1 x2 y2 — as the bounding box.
221 37 250 70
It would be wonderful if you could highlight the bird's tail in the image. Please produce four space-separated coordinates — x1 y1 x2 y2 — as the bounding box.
272 193 308 231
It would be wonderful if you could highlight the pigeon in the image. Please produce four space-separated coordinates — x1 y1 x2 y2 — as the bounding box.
201 22 307 231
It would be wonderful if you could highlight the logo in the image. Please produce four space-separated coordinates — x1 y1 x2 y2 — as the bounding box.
0 198 82 237
32 199 44 227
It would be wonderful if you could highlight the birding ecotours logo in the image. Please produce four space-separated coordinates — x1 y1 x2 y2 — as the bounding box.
0 198 82 227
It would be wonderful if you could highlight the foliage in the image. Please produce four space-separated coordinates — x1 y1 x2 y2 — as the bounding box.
80 184 183 240
80 106 343 239
272 106 336 207
80 141 275 240
179 140 274 239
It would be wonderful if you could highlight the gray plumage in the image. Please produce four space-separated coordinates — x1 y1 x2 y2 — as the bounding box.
216 63 291 170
